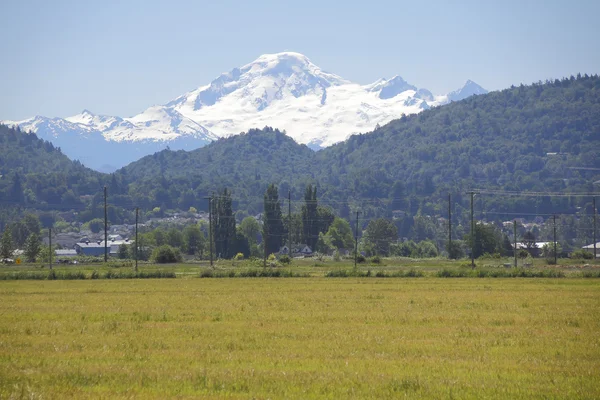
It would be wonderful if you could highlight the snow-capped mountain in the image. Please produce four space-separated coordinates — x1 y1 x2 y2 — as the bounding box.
2 52 487 171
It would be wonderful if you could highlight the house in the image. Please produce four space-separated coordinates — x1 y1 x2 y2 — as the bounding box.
75 239 134 257
581 242 600 257
294 244 313 256
278 244 313 257
278 245 290 255
75 240 106 256
55 249 78 257
55 249 78 263
512 242 552 258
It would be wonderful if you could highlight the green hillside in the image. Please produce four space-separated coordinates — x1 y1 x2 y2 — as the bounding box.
122 127 317 212
2 75 599 230
316 74 600 216
120 75 600 218
0 124 105 209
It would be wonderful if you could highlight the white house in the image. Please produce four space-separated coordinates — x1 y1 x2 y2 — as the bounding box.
278 244 313 257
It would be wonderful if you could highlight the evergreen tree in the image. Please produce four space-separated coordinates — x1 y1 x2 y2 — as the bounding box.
263 184 284 256
213 188 236 258
24 232 41 262
1 227 14 259
302 185 319 249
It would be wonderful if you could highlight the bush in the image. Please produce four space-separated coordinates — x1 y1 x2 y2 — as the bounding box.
356 255 366 263
234 253 245 260
518 249 530 259
370 255 382 264
151 245 182 264
107 260 133 268
333 250 341 262
279 255 291 264
199 269 214 278
571 249 593 260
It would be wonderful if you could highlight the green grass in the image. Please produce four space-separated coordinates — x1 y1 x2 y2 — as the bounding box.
0 278 599 399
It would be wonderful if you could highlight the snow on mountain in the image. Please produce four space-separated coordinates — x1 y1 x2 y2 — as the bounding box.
165 52 485 147
447 80 488 102
2 52 487 170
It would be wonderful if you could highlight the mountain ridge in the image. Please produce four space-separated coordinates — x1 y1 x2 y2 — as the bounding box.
2 52 486 171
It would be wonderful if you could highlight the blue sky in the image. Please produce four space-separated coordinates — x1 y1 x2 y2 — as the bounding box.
1 0 599 120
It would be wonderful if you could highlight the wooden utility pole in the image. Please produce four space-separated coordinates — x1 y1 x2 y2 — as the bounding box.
205 194 214 267
354 211 360 271
553 214 558 265
513 220 518 268
448 193 452 258
135 207 139 272
470 192 475 268
594 197 597 261
104 186 108 262
288 190 292 252
48 228 52 270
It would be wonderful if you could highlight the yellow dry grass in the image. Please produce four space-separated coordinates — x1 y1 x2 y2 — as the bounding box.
1 278 599 399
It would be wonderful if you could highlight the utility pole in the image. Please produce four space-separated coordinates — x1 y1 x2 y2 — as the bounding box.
204 194 214 267
553 214 558 264
288 190 292 252
48 228 52 270
448 193 452 259
354 211 360 271
135 207 139 272
104 186 108 263
594 197 597 261
513 220 518 268
470 191 475 268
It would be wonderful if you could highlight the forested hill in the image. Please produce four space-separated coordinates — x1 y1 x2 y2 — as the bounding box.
316 74 600 213
2 75 599 223
0 124 93 175
121 127 317 211
0 124 105 208
121 75 600 218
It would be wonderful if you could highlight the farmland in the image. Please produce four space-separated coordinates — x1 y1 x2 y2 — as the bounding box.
1 277 599 399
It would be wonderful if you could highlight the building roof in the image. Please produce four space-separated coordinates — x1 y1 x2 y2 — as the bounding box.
582 242 600 249
55 249 78 256
76 239 133 248
512 242 552 249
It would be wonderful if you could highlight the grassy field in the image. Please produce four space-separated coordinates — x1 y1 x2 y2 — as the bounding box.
1 278 599 399
2 255 599 279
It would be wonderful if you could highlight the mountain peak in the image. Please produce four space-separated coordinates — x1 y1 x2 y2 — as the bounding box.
378 75 418 99
448 80 488 102
252 51 311 64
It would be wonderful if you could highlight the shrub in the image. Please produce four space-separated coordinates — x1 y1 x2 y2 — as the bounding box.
151 245 182 264
333 250 341 262
571 249 593 260
107 260 133 268
518 249 530 259
356 255 366 263
279 255 291 264
199 269 214 278
234 253 244 261
370 255 382 264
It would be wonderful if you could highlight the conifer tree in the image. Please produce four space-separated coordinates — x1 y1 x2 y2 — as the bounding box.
302 185 318 249
24 232 41 262
263 184 284 256
213 188 236 258
1 227 14 259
